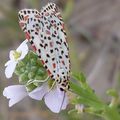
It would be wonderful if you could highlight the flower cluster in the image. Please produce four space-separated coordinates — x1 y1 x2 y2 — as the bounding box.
3 40 68 113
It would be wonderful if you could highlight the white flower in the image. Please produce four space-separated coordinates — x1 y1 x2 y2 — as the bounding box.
5 40 28 78
29 82 68 113
3 82 69 113
3 85 28 107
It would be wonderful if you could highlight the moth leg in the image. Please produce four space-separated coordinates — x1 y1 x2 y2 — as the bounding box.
44 78 66 112
26 76 49 85
43 79 57 97
48 79 57 91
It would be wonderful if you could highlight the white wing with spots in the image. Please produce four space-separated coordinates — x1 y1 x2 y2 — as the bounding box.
39 4 70 80
19 3 70 90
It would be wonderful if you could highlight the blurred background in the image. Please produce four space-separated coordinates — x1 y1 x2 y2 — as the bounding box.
0 0 120 120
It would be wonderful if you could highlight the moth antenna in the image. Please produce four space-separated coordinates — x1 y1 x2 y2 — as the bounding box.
26 76 49 86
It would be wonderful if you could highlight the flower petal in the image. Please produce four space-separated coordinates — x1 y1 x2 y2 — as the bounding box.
17 40 28 60
44 87 69 113
29 83 49 100
5 60 13 67
9 50 15 60
60 92 68 110
5 61 17 78
3 85 27 107
16 39 28 51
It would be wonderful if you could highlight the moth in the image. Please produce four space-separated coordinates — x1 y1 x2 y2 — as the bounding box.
18 3 70 91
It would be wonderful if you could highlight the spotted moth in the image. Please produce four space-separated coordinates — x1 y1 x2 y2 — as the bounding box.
18 3 70 91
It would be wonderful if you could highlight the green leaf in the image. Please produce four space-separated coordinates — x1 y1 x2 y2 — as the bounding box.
70 73 120 120
74 97 105 110
107 89 119 98
70 81 106 113
103 107 120 120
72 72 86 83
70 81 102 103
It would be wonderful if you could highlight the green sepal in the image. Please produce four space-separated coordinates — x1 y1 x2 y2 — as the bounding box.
17 60 25 68
14 51 48 91
34 75 44 80
26 83 37 92
30 66 38 73
28 72 35 79
19 72 29 84
37 68 46 76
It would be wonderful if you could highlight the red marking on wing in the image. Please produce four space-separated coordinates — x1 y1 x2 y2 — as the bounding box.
47 69 51 75
62 23 65 30
45 13 49 16
35 15 40 18
46 30 50 35
25 32 30 40
36 28 39 32
19 22 24 28
53 63 56 68
24 15 29 21
32 45 37 51
57 14 62 19
50 42 53 47
51 12 56 16
45 22 48 24
62 60 65 65
53 24 57 28
41 60 45 65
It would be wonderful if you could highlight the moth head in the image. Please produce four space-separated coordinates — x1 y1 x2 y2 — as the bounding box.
18 9 40 32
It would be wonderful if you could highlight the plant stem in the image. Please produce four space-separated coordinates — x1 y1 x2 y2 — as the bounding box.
103 107 120 120
70 80 120 120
